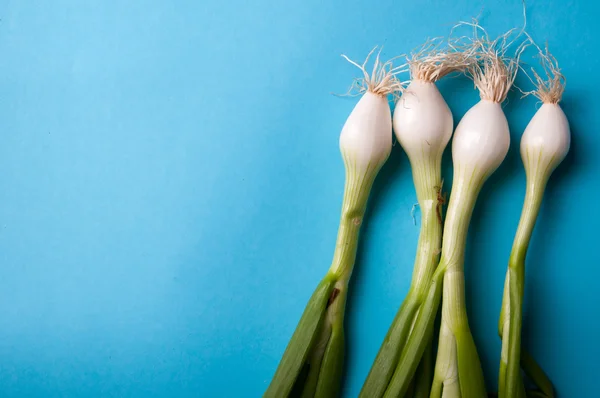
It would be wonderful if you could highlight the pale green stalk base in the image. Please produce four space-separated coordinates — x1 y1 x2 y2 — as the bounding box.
264 160 382 398
360 158 443 398
383 268 445 397
498 177 554 398
385 169 488 398
428 173 487 398
413 343 434 398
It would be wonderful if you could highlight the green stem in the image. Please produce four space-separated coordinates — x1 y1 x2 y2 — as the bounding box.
382 167 483 397
265 158 382 398
505 265 526 398
265 275 337 398
360 157 443 398
499 178 550 398
521 351 554 398
314 280 348 398
360 298 420 397
328 163 378 279
432 169 487 398
383 267 445 397
413 343 434 398
408 157 444 298
301 301 335 398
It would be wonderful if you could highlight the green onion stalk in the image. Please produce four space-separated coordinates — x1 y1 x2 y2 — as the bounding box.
264 51 403 398
497 47 569 398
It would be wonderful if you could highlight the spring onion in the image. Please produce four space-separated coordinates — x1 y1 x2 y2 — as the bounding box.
498 44 569 398
264 50 401 398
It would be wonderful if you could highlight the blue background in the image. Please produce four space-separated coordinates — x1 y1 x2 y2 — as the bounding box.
0 0 597 397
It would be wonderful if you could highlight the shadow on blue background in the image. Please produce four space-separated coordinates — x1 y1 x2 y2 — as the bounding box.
0 0 598 397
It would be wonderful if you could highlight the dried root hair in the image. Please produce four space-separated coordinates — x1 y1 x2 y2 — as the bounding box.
457 20 528 103
409 37 478 82
341 47 408 97
520 38 565 104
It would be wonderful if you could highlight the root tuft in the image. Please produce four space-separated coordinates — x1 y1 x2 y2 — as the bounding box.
523 38 565 104
409 37 478 82
455 19 528 103
341 47 408 97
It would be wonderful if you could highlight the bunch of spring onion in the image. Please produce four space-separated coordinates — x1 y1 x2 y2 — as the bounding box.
497 43 569 398
374 28 527 398
264 50 404 398
360 39 476 398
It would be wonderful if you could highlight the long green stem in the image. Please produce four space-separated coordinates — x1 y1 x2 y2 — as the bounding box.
498 176 554 398
311 280 348 398
383 267 445 397
413 343 434 398
430 170 487 398
267 275 337 398
383 166 489 398
360 157 443 398
521 351 554 397
265 160 381 398
328 162 377 279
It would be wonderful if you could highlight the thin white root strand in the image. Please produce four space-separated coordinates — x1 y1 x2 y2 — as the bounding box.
523 36 565 104
456 19 529 103
409 36 478 82
341 46 409 97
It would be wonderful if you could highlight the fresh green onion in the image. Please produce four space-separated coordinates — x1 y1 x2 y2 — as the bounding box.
497 43 568 398
264 50 403 398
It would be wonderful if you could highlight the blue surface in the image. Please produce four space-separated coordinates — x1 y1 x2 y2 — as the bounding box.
0 0 598 397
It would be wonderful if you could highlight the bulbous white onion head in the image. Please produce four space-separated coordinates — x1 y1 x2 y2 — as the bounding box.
340 92 392 173
393 80 453 163
452 100 510 183
520 103 570 179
